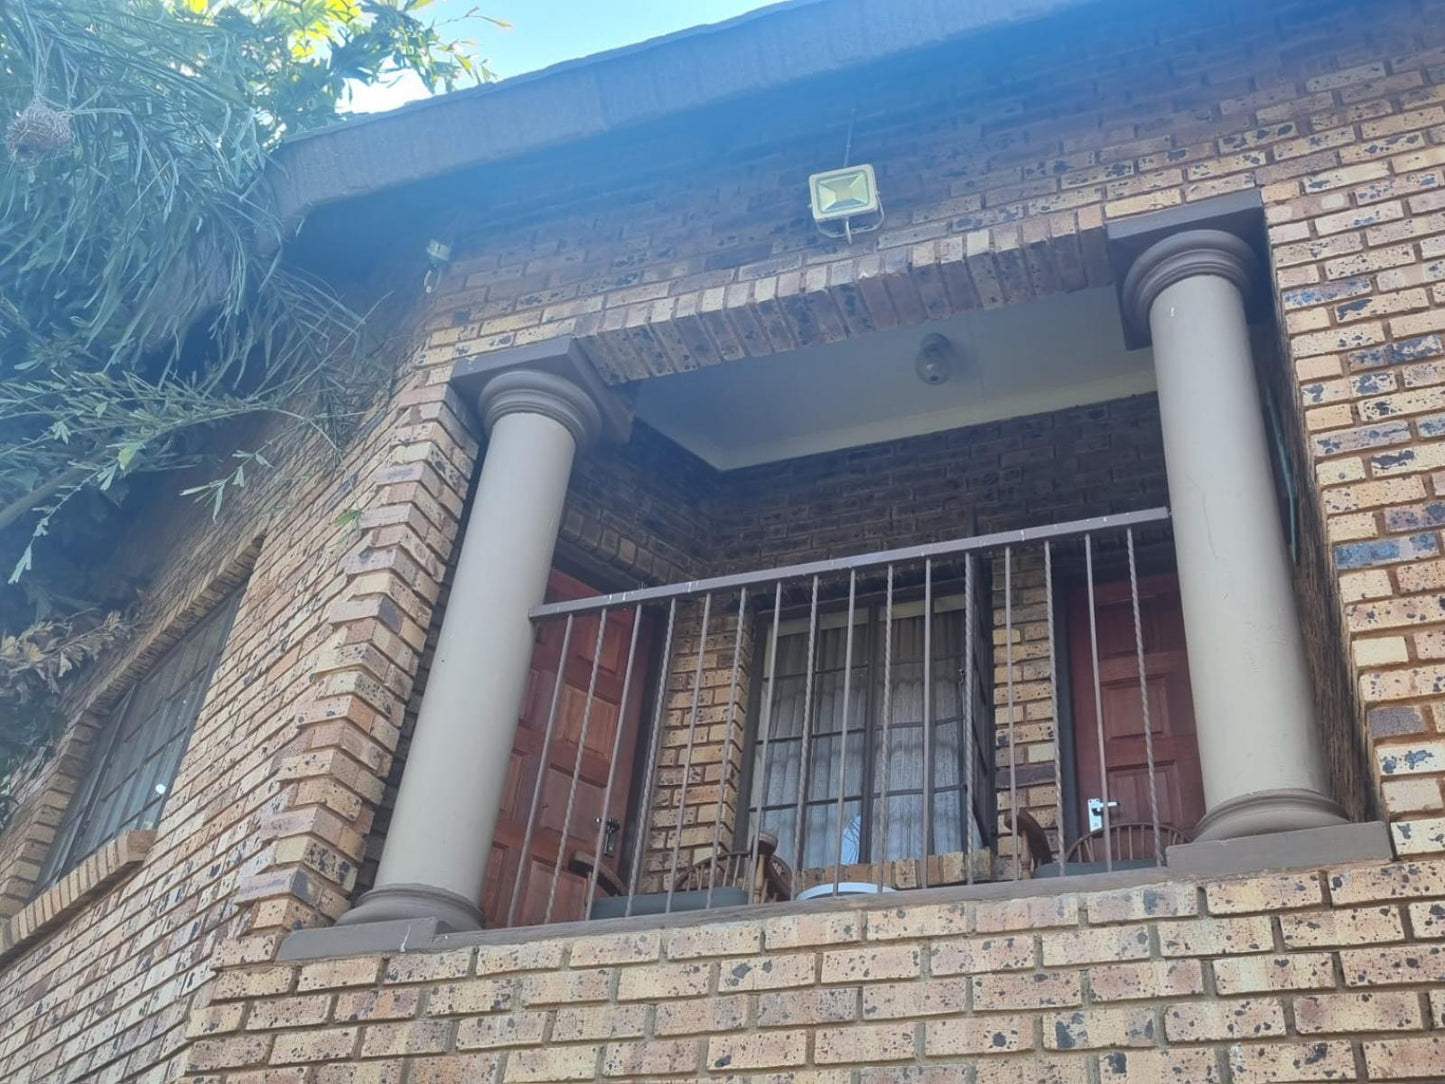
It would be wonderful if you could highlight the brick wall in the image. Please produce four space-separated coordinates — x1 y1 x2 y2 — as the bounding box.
181 855 1445 1082
0 353 484 1079
5 0 1445 1079
406 0 1445 862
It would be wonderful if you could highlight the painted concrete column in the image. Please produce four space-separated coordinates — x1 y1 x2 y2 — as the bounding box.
1123 229 1348 841
341 369 603 931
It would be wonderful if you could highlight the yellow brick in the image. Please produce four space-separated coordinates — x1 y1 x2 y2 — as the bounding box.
924 1014 1032 1056
1211 953 1335 994
1230 1042 1355 1084
1164 999 1287 1042
1040 924 1151 967
615 960 712 1001
866 901 970 940
516 969 609 1005
820 944 921 984
667 920 762 958
815 1022 915 1063
1087 958 1204 1001
1205 872 1325 914
600 1038 700 1077
1158 916 1274 956
929 934 1035 975
1295 990 1423 1033
654 995 747 1036
706 1029 808 1071
971 969 1081 1010
1044 1006 1156 1049
505 1046 601 1083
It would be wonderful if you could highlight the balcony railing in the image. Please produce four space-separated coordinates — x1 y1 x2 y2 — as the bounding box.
495 507 1175 930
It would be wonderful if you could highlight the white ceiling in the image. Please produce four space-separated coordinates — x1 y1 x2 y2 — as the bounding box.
632 286 1156 470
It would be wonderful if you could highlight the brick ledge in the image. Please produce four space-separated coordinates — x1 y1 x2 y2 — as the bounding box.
0 829 154 963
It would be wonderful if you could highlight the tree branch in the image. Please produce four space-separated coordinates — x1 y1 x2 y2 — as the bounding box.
0 465 89 535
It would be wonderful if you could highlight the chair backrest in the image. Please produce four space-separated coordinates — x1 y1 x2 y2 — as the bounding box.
1066 822 1188 863
1012 811 1054 868
672 832 794 902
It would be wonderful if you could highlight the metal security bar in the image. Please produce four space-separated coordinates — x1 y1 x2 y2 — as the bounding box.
497 507 1174 929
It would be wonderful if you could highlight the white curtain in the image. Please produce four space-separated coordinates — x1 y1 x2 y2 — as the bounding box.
750 606 982 871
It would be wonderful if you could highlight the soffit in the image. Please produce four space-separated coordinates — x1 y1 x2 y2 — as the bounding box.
634 286 1154 469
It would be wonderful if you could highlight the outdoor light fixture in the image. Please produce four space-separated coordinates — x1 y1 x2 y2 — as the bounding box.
915 332 957 386
423 238 452 294
809 162 883 241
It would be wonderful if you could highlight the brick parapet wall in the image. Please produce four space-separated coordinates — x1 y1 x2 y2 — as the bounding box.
179 856 1445 1082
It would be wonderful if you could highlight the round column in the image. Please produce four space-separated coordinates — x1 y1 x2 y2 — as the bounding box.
341 369 601 930
1123 229 1348 841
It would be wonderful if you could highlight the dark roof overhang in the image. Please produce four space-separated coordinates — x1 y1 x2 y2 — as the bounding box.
269 0 1102 234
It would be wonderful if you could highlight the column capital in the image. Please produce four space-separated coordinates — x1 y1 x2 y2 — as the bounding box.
1121 228 1259 337
480 368 603 448
451 337 633 446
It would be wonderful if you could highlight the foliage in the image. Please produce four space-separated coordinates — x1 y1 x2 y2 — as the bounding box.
0 610 132 827
0 0 492 806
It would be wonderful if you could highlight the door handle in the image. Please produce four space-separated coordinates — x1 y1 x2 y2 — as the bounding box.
597 817 622 857
1087 797 1119 832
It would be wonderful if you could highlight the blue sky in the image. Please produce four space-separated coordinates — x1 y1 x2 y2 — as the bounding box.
346 0 782 113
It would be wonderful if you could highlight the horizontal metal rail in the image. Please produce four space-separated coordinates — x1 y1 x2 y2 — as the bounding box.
530 507 1171 620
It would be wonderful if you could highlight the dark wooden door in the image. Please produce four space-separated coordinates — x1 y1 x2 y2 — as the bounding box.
1068 573 1205 841
483 569 654 927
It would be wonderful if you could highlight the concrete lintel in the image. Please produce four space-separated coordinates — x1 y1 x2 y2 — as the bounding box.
448 337 632 444
1166 821 1393 877
278 917 442 962
1106 189 1269 349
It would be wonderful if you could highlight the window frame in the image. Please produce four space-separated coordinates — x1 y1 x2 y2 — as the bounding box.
36 589 242 889
736 578 996 871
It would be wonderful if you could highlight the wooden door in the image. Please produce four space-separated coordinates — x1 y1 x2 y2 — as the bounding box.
1068 573 1205 842
482 569 654 927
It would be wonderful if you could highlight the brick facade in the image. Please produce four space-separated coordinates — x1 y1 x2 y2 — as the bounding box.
3 0 1445 1080
184 856 1445 1082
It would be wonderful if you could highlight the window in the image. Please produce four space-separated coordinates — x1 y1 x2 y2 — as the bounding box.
743 587 995 871
38 591 242 887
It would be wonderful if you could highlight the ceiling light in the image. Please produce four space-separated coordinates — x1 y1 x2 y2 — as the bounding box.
915 333 956 386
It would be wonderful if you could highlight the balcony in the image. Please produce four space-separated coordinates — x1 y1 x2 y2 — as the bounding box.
301 207 1387 954
483 508 1188 931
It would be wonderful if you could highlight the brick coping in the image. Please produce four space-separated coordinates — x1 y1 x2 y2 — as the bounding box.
0 829 153 964
280 822 1394 962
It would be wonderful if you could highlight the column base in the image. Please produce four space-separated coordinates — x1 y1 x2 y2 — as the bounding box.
1192 788 1349 842
336 882 484 933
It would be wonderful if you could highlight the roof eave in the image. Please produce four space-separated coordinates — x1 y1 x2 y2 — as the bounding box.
269 0 1100 231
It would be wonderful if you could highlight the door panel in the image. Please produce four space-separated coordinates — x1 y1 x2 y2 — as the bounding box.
1068 573 1205 841
483 569 654 927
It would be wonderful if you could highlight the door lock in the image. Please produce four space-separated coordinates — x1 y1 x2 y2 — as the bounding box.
1087 797 1120 832
597 817 622 857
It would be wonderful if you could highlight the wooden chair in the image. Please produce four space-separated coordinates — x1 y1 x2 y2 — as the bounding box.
1065 822 1188 864
672 831 794 903
1012 811 1054 870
